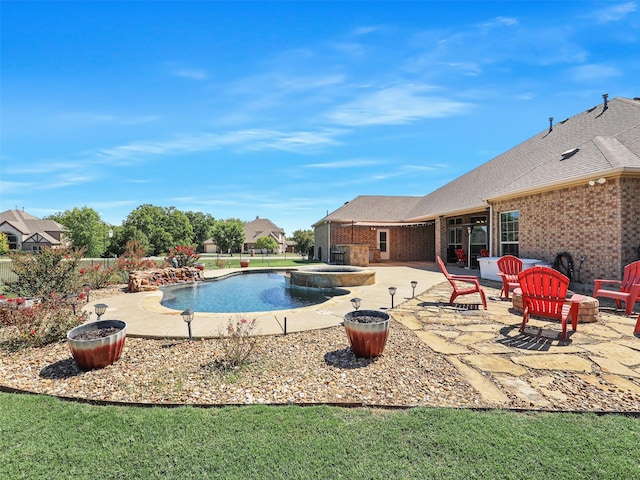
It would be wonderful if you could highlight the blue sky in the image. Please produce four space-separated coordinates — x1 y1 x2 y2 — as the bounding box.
1 1 639 236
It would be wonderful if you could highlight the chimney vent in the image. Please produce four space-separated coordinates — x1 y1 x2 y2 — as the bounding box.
603 93 609 110
548 117 553 132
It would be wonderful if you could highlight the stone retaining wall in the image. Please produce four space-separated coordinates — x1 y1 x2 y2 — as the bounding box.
128 267 204 292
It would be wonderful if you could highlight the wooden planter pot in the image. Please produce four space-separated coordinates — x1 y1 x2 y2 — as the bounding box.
343 310 390 358
67 320 127 370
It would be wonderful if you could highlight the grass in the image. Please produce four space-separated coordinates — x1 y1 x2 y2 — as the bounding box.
201 256 319 269
1 392 639 479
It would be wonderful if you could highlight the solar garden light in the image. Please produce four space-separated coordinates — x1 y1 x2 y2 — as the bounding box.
411 280 418 298
94 303 108 321
83 283 92 302
181 309 194 340
388 287 397 309
351 297 362 310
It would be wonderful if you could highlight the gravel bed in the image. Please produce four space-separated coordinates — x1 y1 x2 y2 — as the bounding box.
0 322 475 407
1 284 639 411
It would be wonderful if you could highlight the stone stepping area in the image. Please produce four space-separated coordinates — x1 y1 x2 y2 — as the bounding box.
392 282 640 411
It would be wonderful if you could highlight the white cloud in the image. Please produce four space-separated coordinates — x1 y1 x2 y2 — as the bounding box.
172 69 208 80
591 2 637 22
304 158 384 169
326 84 471 126
570 64 621 82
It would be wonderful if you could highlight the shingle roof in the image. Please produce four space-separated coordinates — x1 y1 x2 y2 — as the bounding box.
404 97 640 220
313 195 423 226
0 209 66 243
244 217 285 243
315 97 640 225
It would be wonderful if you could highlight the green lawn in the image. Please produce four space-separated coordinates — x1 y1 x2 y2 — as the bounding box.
1 393 638 479
201 256 319 269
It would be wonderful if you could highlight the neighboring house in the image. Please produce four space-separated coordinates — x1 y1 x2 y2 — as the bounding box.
202 238 219 253
313 95 640 284
0 209 68 252
243 216 286 254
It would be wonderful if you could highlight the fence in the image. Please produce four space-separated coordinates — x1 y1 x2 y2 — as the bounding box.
0 257 123 287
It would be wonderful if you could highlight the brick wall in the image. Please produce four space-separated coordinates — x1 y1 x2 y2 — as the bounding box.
491 177 640 283
316 222 435 262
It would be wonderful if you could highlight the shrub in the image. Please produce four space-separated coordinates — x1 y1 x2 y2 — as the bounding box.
9 246 84 299
112 239 159 282
79 262 118 289
166 245 200 267
0 294 88 350
216 258 227 269
216 316 259 371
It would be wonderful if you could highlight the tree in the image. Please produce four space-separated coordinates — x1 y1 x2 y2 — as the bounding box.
47 207 106 257
0 233 8 255
291 229 314 258
255 236 278 254
185 211 216 252
211 219 245 254
121 205 194 256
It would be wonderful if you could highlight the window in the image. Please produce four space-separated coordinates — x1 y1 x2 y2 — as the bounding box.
447 217 463 248
6 234 18 250
500 211 519 256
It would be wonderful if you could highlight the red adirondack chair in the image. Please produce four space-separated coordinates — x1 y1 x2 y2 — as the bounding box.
496 255 523 300
479 249 490 257
436 256 487 309
454 248 467 267
517 266 584 341
635 314 640 336
593 260 640 315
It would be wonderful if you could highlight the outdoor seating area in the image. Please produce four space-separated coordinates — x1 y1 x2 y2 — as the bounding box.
2 263 639 412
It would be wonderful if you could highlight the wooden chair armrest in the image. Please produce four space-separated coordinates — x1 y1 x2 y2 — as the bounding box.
568 294 585 303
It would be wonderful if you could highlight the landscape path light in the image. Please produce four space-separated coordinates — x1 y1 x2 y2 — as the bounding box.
351 297 361 310
411 280 418 298
388 286 397 309
181 309 195 340
94 303 108 321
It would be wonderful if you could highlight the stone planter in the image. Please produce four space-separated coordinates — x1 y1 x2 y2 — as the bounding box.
343 310 390 358
67 320 127 370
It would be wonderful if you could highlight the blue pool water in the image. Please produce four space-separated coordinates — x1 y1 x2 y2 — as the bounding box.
160 272 345 313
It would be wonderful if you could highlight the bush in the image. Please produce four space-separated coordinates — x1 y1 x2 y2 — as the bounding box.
9 246 84 299
166 245 200 267
0 295 88 350
79 262 118 289
216 316 259 371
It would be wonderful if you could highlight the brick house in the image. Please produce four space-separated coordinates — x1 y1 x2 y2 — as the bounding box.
313 96 640 284
0 209 68 251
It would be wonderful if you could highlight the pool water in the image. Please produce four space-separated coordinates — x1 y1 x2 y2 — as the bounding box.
160 272 345 313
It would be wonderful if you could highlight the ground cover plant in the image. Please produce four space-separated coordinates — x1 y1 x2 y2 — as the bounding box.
1 393 639 479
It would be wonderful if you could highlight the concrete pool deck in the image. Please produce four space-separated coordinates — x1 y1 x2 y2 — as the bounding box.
85 264 446 338
80 262 640 407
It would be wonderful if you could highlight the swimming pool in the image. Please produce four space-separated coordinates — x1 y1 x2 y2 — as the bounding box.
160 272 347 313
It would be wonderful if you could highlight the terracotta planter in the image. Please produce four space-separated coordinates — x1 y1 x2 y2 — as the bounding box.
343 310 390 358
67 320 127 370
240 260 250 268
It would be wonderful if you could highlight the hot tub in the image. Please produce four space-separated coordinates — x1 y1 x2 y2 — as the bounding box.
289 265 376 288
